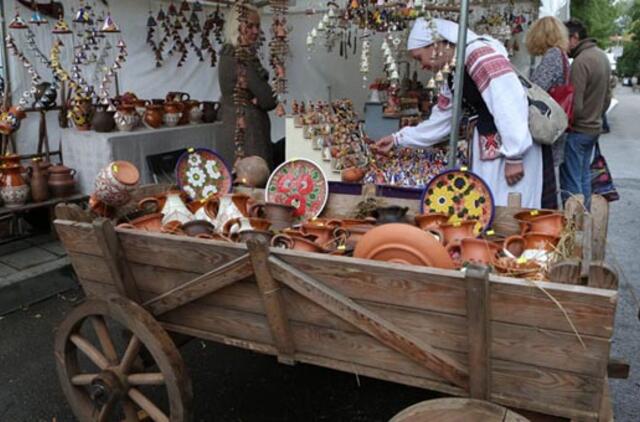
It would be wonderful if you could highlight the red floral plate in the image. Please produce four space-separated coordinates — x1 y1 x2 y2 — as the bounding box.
176 148 232 201
265 158 329 223
420 169 495 235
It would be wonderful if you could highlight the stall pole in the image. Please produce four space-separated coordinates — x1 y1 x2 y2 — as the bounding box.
447 0 470 169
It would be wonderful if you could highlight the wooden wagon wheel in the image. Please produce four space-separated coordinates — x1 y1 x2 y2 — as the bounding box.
390 398 530 422
54 295 192 422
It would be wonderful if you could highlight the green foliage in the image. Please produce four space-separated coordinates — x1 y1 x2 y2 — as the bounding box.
571 0 619 48
617 0 640 76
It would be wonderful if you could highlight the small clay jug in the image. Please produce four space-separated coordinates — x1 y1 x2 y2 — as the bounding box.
373 206 409 225
439 221 477 246
522 213 566 237
415 213 449 231
29 161 49 203
185 100 203 124
271 234 326 253
144 104 164 129
91 105 116 132
201 101 220 123
1 164 30 207
114 104 138 132
446 238 500 267
48 164 77 197
250 202 296 231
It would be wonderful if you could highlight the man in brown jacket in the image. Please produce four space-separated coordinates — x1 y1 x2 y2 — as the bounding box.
560 19 611 208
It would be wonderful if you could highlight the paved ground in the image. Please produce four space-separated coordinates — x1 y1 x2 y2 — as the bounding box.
0 87 639 421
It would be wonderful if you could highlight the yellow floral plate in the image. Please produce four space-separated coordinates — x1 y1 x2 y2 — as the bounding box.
420 169 495 235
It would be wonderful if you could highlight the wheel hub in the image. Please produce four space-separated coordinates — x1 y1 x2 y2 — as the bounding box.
89 370 125 406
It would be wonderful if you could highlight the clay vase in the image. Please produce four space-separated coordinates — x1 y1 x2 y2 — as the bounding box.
144 104 164 129
163 102 183 127
373 206 409 225
341 167 366 183
249 202 296 231
234 156 270 188
439 221 477 246
29 161 49 203
48 164 77 198
94 161 140 207
91 105 116 132
415 213 449 231
201 101 220 123
70 98 94 131
271 234 326 253
185 100 203 124
117 213 164 232
182 220 215 237
1 165 30 207
522 213 566 237
114 105 138 132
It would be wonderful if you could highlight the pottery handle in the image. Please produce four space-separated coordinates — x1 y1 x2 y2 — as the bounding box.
138 197 161 212
427 228 445 245
117 223 136 230
504 235 526 258
195 233 214 240
214 102 220 111
223 217 240 236
248 203 264 218
271 234 293 249
325 219 343 228
69 169 77 177
204 198 219 219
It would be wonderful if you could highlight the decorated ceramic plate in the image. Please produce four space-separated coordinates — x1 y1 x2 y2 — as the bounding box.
176 148 232 201
265 158 329 222
420 169 495 235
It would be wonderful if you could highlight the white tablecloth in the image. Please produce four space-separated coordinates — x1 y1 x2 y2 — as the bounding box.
62 123 223 194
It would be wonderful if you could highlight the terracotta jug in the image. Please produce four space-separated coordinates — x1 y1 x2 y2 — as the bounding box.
163 102 183 127
271 234 326 253
207 193 253 233
415 213 449 231
1 164 30 207
504 232 559 257
114 105 138 131
439 221 477 246
201 101 220 123
48 164 77 197
91 105 116 132
144 104 164 129
29 161 49 203
249 202 296 231
521 213 565 237
446 238 501 267
185 100 203 124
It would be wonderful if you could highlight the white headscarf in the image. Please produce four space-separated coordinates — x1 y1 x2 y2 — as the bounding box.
407 18 479 50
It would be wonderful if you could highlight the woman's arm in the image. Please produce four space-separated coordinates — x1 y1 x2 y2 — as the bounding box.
393 92 453 148
247 60 278 112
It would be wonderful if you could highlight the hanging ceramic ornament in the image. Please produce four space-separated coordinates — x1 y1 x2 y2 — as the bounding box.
193 1 203 12
435 70 444 82
29 10 49 26
101 13 120 33
52 17 72 34
180 0 190 13
9 13 28 29
427 78 436 89
168 2 178 16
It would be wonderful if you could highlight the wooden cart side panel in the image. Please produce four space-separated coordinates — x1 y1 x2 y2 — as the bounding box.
55 220 103 256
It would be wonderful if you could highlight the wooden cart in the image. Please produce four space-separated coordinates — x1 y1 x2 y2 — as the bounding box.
53 187 620 422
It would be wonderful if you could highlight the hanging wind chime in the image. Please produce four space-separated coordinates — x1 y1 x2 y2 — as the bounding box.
269 0 289 117
233 1 253 162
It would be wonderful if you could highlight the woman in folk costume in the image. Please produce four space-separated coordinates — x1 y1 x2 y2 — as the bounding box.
375 18 542 208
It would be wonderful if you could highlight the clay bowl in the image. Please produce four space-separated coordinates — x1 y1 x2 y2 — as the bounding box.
415 213 449 231
514 210 557 223
354 223 455 269
439 221 478 246
521 213 566 237
182 220 215 237
237 230 274 245
117 213 164 232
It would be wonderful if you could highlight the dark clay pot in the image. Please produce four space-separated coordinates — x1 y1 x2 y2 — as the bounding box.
201 101 220 123
91 106 116 133
373 206 409 225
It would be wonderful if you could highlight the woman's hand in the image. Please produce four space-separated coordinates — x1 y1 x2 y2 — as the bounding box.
373 135 395 155
505 161 524 186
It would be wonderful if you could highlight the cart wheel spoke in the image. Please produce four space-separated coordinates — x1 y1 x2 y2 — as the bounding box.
119 335 142 374
128 373 165 386
90 316 119 364
123 399 140 422
70 334 109 370
97 397 116 422
129 388 169 422
70 373 99 386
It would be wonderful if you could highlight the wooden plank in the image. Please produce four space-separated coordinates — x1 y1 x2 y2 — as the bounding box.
270 256 470 389
588 262 618 290
598 378 613 422
590 195 609 261
565 195 585 230
549 260 582 285
278 251 617 338
142 254 253 316
54 220 102 256
92 219 141 302
582 214 593 280
466 265 491 400
72 256 612 378
246 240 296 364
118 229 247 274
54 203 92 223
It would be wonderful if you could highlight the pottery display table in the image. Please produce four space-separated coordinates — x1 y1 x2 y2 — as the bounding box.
61 123 223 195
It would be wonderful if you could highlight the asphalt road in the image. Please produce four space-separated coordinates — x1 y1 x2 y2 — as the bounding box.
0 87 639 422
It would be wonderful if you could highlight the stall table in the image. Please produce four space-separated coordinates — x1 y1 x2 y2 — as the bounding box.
61 123 222 194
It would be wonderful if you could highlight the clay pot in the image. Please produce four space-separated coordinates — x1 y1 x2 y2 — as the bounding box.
234 156 270 188
91 105 116 132
117 213 164 232
514 210 557 223
48 164 77 198
201 101 220 123
521 213 566 237
29 161 49 203
114 105 138 132
271 234 326 253
161 220 184 236
446 238 501 267
163 102 182 127
415 213 449 231
439 221 477 246
94 161 140 207
1 165 30 207
166 92 190 103
185 100 203 124
249 202 296 231
144 104 164 129
89 194 115 218
373 206 409 225
133 99 149 117
182 220 215 237
504 232 559 257
223 217 271 236
237 230 273 245
354 223 455 269
341 167 366 183
301 223 347 247
70 98 94 131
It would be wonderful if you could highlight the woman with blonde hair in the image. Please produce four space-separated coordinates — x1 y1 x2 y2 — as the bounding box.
526 16 570 209
218 5 277 167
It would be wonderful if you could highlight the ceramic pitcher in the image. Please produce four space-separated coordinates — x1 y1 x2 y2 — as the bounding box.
208 193 252 233
160 191 194 225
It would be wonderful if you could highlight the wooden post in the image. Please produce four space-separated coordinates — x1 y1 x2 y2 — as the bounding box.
507 192 522 208
92 219 141 303
590 195 609 261
465 264 491 400
581 214 593 282
247 240 296 365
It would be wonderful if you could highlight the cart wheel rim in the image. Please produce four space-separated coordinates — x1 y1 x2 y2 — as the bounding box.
54 295 192 421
